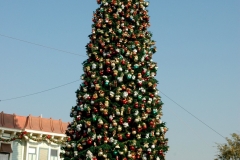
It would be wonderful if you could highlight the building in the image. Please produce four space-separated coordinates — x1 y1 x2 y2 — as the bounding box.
0 111 68 160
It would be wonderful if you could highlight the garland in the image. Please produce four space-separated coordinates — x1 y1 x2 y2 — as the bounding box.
0 131 67 144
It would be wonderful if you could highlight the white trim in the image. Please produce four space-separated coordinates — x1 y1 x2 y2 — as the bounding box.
0 127 22 133
21 140 25 160
9 141 12 160
26 142 29 160
0 127 66 137
24 129 66 137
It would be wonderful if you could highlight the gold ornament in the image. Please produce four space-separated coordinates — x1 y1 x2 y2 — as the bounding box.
117 125 122 132
112 120 117 127
104 100 109 107
99 90 105 97
136 134 141 139
95 84 100 90
92 93 98 99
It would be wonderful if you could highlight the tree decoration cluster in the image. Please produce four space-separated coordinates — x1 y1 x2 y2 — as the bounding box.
61 0 169 159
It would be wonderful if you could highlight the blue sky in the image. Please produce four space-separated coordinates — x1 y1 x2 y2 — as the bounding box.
0 1 239 159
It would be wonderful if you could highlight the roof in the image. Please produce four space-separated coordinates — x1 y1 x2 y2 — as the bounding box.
0 111 68 134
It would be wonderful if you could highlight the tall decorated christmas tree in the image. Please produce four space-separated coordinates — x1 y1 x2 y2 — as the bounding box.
61 0 169 159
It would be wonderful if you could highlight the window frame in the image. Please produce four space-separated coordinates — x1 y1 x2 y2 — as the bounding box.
28 147 37 160
50 149 58 160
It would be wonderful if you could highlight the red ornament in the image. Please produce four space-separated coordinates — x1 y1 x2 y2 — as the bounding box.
100 70 104 75
97 0 101 4
96 23 101 28
149 93 154 98
149 121 154 126
83 132 87 137
106 67 111 73
118 134 123 141
97 124 103 128
130 146 135 151
84 81 88 86
104 136 109 143
134 102 139 108
127 117 132 123
136 155 141 159
119 117 123 124
87 138 92 145
87 96 91 100
93 80 97 84
88 58 92 62
137 81 142 87
67 137 71 141
126 132 131 138
88 43 93 48
121 59 126 65
142 123 147 130
93 107 98 113
95 56 99 61
126 88 131 94
122 99 127 104
159 150 163 155
87 71 91 76
145 56 150 61
138 126 142 132
97 136 102 142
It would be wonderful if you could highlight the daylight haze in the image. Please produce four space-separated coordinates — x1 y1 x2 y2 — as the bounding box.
0 1 239 160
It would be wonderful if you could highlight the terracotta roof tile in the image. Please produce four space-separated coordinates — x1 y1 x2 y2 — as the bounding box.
0 112 15 129
13 115 27 129
0 112 4 127
51 119 67 134
40 118 52 132
61 121 68 134
0 111 68 134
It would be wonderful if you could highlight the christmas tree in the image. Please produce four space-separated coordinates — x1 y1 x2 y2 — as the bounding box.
61 0 169 159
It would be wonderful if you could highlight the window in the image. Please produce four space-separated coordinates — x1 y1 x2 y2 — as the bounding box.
0 153 9 160
38 148 48 160
1 133 10 138
50 149 58 160
28 147 36 160
0 143 12 160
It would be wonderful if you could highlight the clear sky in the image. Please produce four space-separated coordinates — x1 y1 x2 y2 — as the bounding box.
0 1 239 160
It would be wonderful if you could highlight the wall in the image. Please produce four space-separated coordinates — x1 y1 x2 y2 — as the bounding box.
12 141 23 160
